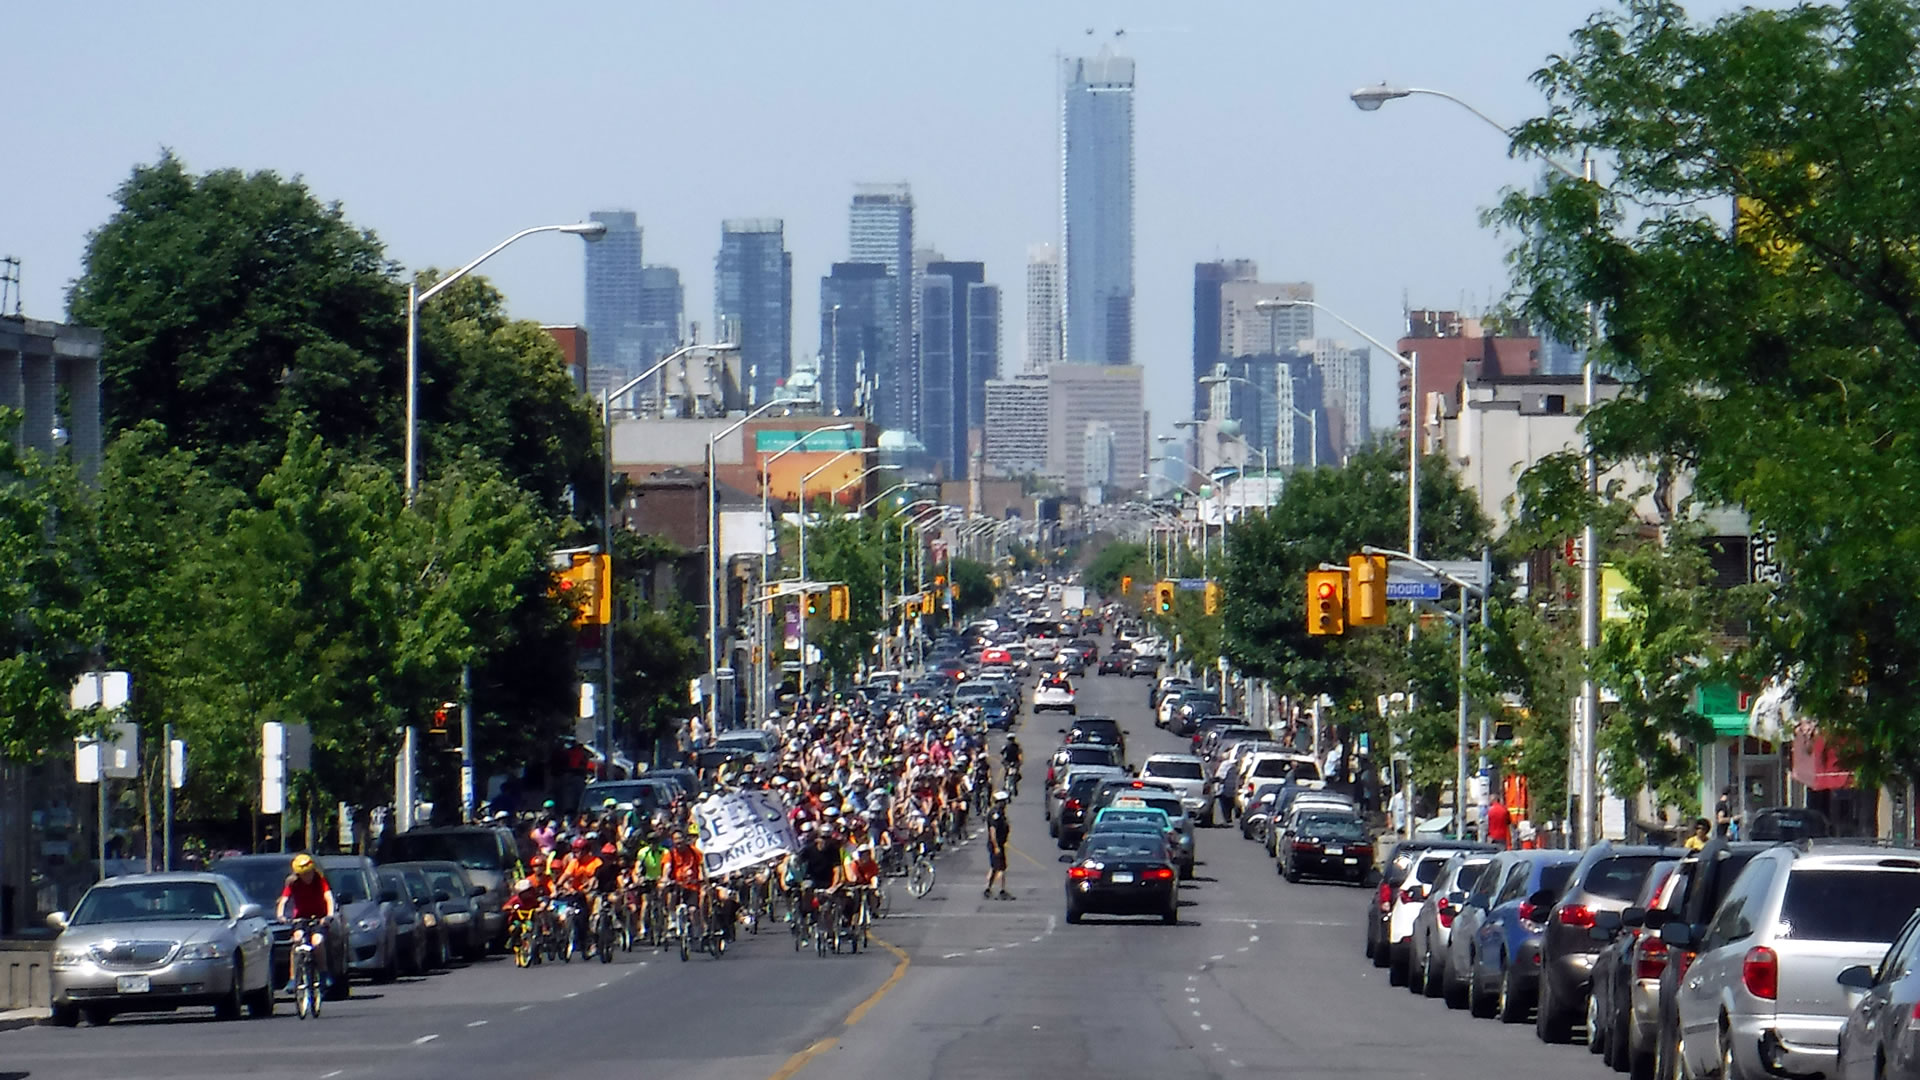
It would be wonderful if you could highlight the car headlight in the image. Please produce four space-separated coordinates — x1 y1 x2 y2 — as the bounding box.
421 913 437 927
51 949 86 970
177 941 226 962
355 918 381 933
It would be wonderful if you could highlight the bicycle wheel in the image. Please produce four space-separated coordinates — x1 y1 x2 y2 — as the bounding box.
907 858 935 898
512 926 534 969
597 916 615 964
875 881 892 918
815 922 828 957
293 952 311 1019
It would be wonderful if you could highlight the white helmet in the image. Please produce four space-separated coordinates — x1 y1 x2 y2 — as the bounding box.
994 790 1010 803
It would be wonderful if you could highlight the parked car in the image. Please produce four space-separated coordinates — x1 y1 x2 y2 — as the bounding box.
1447 849 1580 1021
1837 907 1920 1080
1647 840 1777 1080
1369 839 1490 970
318 855 401 983
1138 753 1212 826
1098 649 1134 675
385 859 487 960
1588 858 1680 1075
46 872 275 1027
1278 810 1372 885
1126 653 1159 678
1385 847 1480 986
1667 843 1920 1080
1534 842 1681 1043
383 824 519 951
378 868 430 975
1050 767 1126 848
1406 850 1499 999
208 853 350 1001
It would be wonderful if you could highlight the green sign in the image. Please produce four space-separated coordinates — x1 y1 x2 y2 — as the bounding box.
754 429 862 454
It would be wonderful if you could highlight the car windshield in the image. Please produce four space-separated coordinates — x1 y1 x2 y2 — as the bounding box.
1300 816 1367 841
424 869 467 899
583 782 662 808
1538 863 1576 895
1582 856 1666 901
1144 759 1204 779
71 881 229 925
1135 797 1183 818
1251 758 1299 778
715 732 773 751
1778 869 1920 942
214 861 296 907
389 831 506 872
325 868 376 904
1086 839 1163 862
1065 747 1116 764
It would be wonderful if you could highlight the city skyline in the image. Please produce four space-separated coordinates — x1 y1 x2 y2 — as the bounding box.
6 2 1766 440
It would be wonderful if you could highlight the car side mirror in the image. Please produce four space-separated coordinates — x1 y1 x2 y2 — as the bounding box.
238 903 265 921
380 887 401 904
1593 909 1624 932
435 891 451 903
1658 921 1696 948
1642 908 1670 930
1058 854 1074 864
1620 906 1647 928
1837 964 1876 990
471 884 488 898
46 911 68 931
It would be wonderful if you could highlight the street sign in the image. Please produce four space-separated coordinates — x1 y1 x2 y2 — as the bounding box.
1386 580 1443 601
1175 577 1208 591
1388 559 1487 588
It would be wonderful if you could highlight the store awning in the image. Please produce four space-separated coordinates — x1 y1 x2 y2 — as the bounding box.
1691 680 1755 739
1791 730 1855 791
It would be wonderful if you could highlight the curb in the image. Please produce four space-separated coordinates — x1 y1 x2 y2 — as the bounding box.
0 1008 48 1032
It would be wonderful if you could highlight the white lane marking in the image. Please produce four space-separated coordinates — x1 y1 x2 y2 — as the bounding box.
597 981 610 988
1230 1060 1244 1068
322 1072 344 1079
1030 934 1044 942
1003 941 1022 949
413 1034 439 1046
1248 935 1260 942
1200 1023 1213 1032
515 1004 533 1012
943 952 964 959
1236 947 1249 953
1209 954 1225 961
466 1020 488 1028
1188 996 1201 1004
563 991 579 999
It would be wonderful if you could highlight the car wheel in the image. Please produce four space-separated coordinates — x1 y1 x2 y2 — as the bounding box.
1468 955 1497 1019
1388 943 1409 986
49 1003 79 1028
214 960 245 1021
1065 905 1082 925
1443 956 1470 1010
1536 972 1573 1042
1628 1019 1657 1080
82 1005 114 1027
1363 924 1376 959
247 972 275 1018
1587 985 1606 1056
374 941 399 985
1497 960 1529 1024
1421 940 1445 999
1718 1025 1747 1080
1407 940 1427 995
1162 905 1178 926
1199 811 1214 828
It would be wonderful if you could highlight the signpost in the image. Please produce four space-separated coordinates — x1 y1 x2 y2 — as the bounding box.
72 672 132 879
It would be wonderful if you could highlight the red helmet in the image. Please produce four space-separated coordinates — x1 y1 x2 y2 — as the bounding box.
570 836 589 852
600 843 616 856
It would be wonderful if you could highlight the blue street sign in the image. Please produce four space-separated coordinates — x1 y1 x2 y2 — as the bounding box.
1175 577 1209 591
1386 580 1443 601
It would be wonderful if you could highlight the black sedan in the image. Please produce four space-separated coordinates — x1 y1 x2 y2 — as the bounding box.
1279 812 1374 884
1064 831 1179 925
1098 649 1135 675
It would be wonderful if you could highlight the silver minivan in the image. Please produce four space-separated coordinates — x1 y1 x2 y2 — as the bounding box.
1666 843 1920 1080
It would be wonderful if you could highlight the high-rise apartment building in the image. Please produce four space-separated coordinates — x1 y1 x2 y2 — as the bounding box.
1273 357 1327 469
637 265 683 375
848 184 915 431
917 261 998 479
1046 363 1145 495
1061 48 1135 367
715 219 793 405
982 374 1051 477
1026 244 1063 373
1220 280 1313 359
584 210 645 397
819 262 896 419
1192 260 1258 417
1308 338 1372 459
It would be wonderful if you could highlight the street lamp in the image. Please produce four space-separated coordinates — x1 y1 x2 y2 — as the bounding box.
833 463 901 502
858 480 920 515
1256 298 1418 561
406 221 606 502
1352 83 1604 845
1213 419 1273 513
797 446 881 695
757 422 854 712
1200 372 1318 471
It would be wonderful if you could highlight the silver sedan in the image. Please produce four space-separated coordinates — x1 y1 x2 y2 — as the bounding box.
48 872 275 1027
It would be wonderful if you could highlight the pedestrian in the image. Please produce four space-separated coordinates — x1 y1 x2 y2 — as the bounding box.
1684 817 1712 851
1485 796 1512 850
984 790 1013 900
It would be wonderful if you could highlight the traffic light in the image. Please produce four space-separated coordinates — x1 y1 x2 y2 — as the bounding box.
1120 575 1133 595
805 590 822 618
554 553 609 628
828 584 850 621
1153 580 1175 615
1306 570 1347 636
922 593 937 615
1203 581 1221 616
1347 553 1389 628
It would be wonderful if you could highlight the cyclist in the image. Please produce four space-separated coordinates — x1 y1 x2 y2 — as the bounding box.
797 821 850 937
632 830 668 943
587 842 623 949
661 828 706 944
276 853 337 993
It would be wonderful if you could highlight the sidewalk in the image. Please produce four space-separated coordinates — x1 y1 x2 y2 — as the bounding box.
0 1006 47 1032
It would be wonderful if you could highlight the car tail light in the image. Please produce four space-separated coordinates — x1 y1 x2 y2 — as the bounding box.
1399 886 1422 905
1295 841 1321 853
1517 901 1544 929
1437 897 1455 929
1742 946 1778 1000
1068 865 1098 880
1144 867 1175 881
1634 937 1669 981
1065 798 1082 812
1556 904 1595 929
1377 881 1393 913
1675 950 1697 979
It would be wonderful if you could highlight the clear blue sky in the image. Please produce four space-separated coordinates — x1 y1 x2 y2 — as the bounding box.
7 1 1757 435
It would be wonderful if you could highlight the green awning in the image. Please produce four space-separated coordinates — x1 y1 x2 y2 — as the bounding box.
1691 681 1751 739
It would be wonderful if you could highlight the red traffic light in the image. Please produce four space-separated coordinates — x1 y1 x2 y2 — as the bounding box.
1317 581 1338 600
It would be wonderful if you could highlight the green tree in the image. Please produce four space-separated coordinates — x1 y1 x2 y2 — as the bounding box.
1083 540 1149 598
1495 0 1920 785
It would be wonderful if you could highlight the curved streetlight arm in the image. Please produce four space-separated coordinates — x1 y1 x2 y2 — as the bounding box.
858 481 918 514
417 222 605 305
1351 85 1583 184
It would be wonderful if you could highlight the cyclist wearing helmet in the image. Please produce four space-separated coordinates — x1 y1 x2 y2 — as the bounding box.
277 854 336 989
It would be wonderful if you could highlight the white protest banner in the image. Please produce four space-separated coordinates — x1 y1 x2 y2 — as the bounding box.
693 790 798 877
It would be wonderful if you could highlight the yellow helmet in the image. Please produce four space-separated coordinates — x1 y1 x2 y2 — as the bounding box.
290 853 316 874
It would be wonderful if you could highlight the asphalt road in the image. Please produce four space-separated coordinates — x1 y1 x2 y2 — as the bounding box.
2 669 1622 1080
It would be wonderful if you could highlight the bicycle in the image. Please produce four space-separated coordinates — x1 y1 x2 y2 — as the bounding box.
507 908 539 969
289 917 325 1020
906 836 937 898
1005 765 1021 799
590 894 618 965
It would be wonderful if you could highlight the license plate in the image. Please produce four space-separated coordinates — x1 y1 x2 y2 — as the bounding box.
115 974 150 994
1323 846 1343 855
1344 857 1359 864
1111 872 1134 884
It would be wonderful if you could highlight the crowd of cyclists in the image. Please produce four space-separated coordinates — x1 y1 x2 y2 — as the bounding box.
494 693 1018 964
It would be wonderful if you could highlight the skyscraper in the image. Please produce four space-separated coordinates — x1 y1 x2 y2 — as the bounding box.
1309 338 1372 460
918 260 998 479
819 262 896 419
1273 357 1327 469
1061 47 1135 367
1220 280 1313 358
715 219 792 405
583 210 645 397
1192 260 1258 417
1026 243 1062 373
636 265 683 374
848 185 915 430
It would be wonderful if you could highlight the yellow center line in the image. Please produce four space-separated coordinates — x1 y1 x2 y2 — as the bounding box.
1008 843 1049 871
766 934 912 1080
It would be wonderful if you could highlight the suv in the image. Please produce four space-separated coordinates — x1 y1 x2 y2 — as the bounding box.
1647 840 1777 1080
1033 676 1077 714
1668 843 1920 1080
1369 839 1491 971
1533 841 1680 1043
1138 753 1211 825
1061 716 1125 758
1448 849 1581 1021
